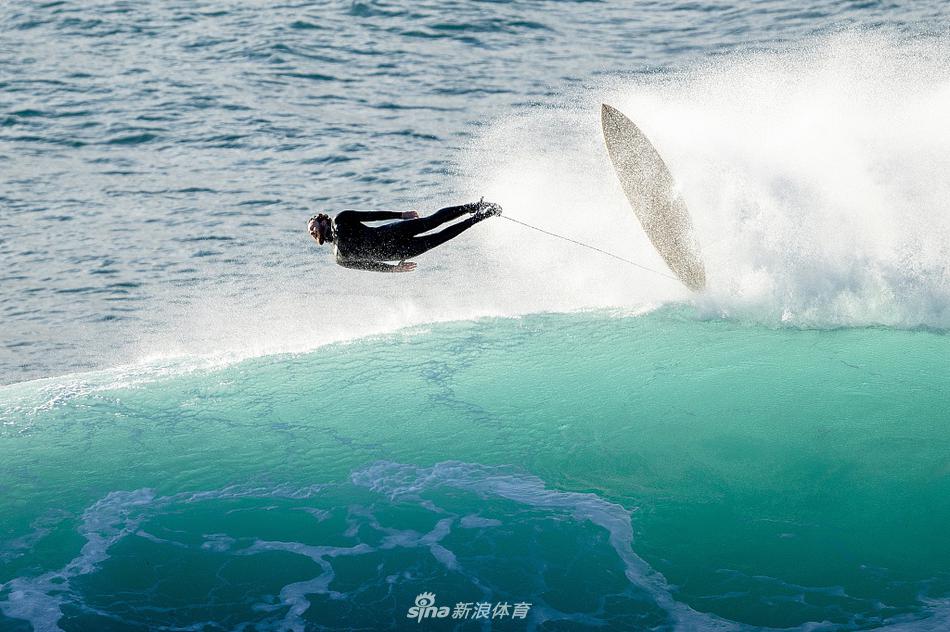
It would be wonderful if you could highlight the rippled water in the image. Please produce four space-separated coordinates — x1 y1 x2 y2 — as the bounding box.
2 0 948 383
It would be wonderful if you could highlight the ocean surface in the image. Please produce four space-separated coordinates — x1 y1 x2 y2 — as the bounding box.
2 1 950 630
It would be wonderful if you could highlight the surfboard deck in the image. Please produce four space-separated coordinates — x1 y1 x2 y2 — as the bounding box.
601 103 706 292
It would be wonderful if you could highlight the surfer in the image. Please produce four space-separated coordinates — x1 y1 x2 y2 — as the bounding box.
308 199 502 272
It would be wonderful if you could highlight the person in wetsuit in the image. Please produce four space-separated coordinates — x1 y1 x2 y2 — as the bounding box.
307 199 502 272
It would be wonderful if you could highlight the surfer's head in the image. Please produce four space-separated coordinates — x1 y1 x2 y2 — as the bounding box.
308 214 333 245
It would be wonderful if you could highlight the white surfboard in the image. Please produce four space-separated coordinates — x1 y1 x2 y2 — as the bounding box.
601 103 706 291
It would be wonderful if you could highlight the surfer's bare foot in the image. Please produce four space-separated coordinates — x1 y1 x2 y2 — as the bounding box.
393 261 417 272
466 197 485 214
473 200 502 222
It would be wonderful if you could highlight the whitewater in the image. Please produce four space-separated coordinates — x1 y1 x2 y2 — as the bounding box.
2 1 950 630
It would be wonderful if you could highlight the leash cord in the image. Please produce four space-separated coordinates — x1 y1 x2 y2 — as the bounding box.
499 215 680 283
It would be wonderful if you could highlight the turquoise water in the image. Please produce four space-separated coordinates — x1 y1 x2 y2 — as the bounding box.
4 0 950 630
2 309 949 629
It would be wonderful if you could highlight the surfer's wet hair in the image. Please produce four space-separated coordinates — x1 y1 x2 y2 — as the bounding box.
308 213 331 231
309 213 332 244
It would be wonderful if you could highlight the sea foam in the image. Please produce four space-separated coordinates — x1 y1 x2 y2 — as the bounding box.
464 32 950 329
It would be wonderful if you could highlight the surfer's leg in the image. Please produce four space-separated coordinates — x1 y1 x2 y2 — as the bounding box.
398 204 473 237
400 216 480 258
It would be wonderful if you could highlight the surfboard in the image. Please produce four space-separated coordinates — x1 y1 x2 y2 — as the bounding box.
601 103 706 291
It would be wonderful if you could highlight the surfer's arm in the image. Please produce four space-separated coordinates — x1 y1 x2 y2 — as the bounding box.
336 210 415 223
336 259 416 273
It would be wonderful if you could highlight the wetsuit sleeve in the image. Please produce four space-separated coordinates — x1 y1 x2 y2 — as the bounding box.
337 259 400 273
336 210 403 222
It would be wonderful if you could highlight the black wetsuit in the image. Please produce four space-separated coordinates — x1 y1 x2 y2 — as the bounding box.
333 204 480 272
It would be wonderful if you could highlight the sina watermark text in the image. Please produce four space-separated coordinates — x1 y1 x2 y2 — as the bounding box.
407 592 532 622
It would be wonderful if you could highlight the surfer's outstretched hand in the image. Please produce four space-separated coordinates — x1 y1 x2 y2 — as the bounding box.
394 261 417 272
401 210 419 219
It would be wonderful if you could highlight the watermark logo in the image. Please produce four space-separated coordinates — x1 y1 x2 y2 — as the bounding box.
407 592 450 622
407 593 532 622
